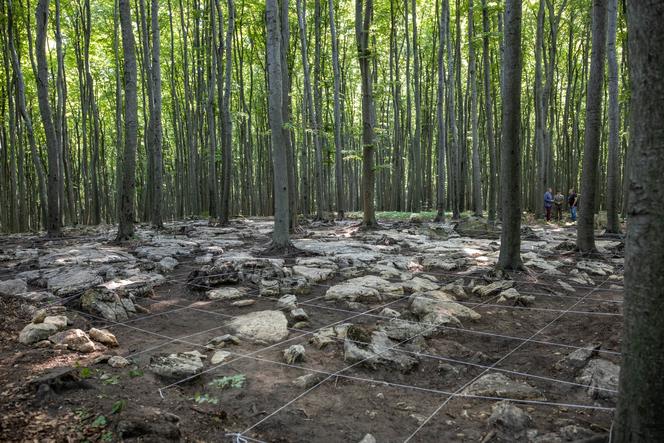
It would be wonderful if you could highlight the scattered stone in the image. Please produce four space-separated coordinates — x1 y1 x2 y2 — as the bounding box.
402 276 439 293
290 308 309 323
49 329 97 353
89 328 119 347
293 373 321 389
31 309 48 323
0 279 27 297
259 279 281 297
279 276 311 295
409 213 423 224
46 268 103 296
115 406 181 441
80 287 136 321
158 256 178 272
231 299 256 307
344 331 418 371
576 359 619 400
473 280 515 297
292 321 311 329
228 310 289 344
149 352 205 379
108 356 131 368
210 350 232 365
380 307 401 318
359 434 377 443
29 367 93 399
463 373 544 400
325 275 404 303
577 261 612 276
207 287 247 300
283 345 305 364
379 318 432 340
18 322 59 345
207 334 240 348
410 290 480 327
42 315 69 331
556 345 599 370
292 266 335 282
487 401 533 441
557 280 576 293
558 425 596 441
277 294 298 310
497 288 535 306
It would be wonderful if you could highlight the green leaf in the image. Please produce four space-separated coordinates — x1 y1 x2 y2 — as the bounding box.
111 399 126 414
208 374 246 390
128 368 144 378
101 432 114 442
79 367 92 379
91 415 108 428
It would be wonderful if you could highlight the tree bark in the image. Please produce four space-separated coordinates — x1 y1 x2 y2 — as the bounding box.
150 0 163 227
576 0 607 253
35 0 62 237
116 0 139 241
497 0 523 270
482 0 497 223
468 0 482 217
356 0 377 228
605 0 620 234
219 0 234 224
266 0 290 247
329 0 345 219
434 0 447 222
614 2 664 440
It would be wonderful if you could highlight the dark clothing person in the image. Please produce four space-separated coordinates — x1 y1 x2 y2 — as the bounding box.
544 191 554 221
554 192 565 221
568 192 578 222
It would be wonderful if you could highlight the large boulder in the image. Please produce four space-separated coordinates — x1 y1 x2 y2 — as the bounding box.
149 352 205 379
576 359 619 400
325 275 403 303
410 290 480 328
462 373 544 400
80 288 136 321
402 276 439 293
472 280 515 298
49 329 96 353
487 401 533 442
344 331 418 372
228 310 289 345
0 279 27 297
18 322 59 345
46 268 103 296
292 266 335 283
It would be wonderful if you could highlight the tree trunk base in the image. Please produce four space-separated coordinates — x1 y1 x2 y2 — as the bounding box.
357 220 380 231
259 242 315 258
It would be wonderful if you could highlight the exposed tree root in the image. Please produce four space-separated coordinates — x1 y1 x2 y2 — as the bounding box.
258 241 316 258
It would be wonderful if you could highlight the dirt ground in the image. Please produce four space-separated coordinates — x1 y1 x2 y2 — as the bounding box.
0 217 623 442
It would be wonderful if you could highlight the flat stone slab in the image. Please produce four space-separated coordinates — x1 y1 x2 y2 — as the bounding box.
228 310 289 345
463 373 544 400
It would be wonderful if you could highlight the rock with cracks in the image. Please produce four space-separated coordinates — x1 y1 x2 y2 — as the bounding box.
149 352 205 379
487 401 533 442
462 373 544 400
343 331 418 372
228 310 289 345
576 359 619 400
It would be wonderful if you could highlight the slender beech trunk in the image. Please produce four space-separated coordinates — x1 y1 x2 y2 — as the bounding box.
356 0 376 228
220 0 234 224
208 0 218 219
35 0 61 236
497 0 523 270
116 0 139 241
614 3 664 439
482 0 497 223
576 0 607 253
434 0 447 222
411 0 422 212
266 0 290 247
605 0 620 233
330 0 345 218
468 0 482 216
150 0 163 227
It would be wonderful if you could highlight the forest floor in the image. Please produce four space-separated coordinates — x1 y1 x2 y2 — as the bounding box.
0 215 623 442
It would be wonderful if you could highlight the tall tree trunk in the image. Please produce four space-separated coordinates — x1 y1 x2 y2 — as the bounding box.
356 0 376 228
35 0 62 236
576 0 607 253
208 0 218 219
220 0 234 224
497 0 523 270
116 0 139 241
266 0 290 247
468 0 482 216
482 0 497 223
614 3 664 440
434 0 447 222
150 0 163 227
605 0 620 234
411 0 422 212
329 0 344 218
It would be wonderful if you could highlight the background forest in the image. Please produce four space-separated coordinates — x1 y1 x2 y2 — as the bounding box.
0 0 626 233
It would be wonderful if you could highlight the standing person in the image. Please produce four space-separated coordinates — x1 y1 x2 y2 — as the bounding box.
568 189 578 222
544 188 554 221
554 190 565 221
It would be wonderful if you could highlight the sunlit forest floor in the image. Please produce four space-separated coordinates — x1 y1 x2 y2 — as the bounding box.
0 215 622 442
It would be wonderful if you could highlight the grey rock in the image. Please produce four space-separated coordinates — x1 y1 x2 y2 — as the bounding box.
108 356 131 368
207 287 247 300
49 329 97 353
359 434 377 443
46 268 103 296
558 425 595 441
292 266 335 283
149 352 205 379
229 310 289 344
277 294 298 310
283 345 305 364
207 334 240 348
380 307 401 318
402 276 439 293
379 318 433 341
292 373 321 389
290 308 309 322
472 280 515 297
158 256 178 272
80 287 136 321
463 373 543 400
487 401 533 441
42 315 69 331
344 331 418 371
556 345 599 370
89 328 119 347
0 279 27 297
325 275 403 303
210 350 232 364
18 322 59 345
576 359 619 400
231 299 256 307
259 279 281 296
